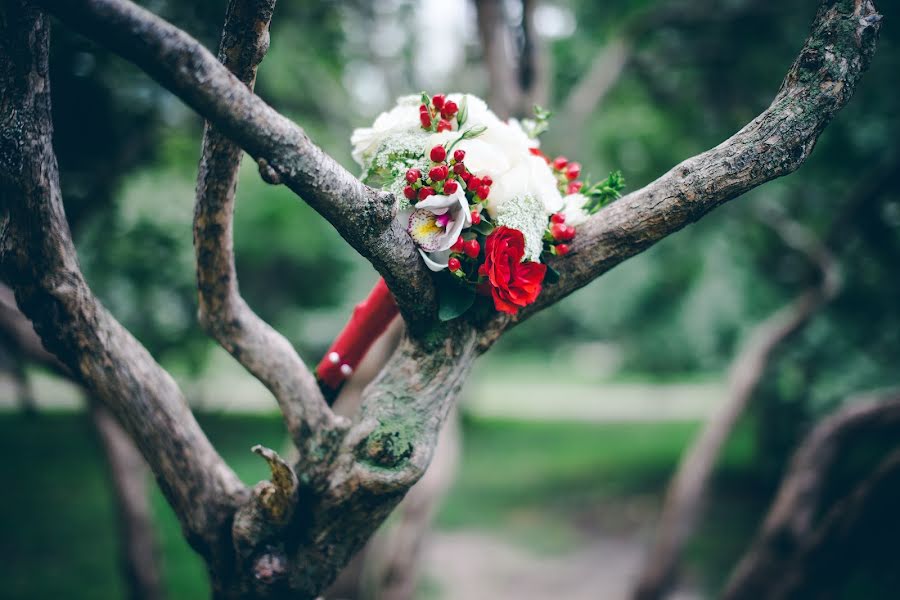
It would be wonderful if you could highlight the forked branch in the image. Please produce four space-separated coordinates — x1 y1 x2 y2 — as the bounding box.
37 0 435 329
722 393 900 600
194 0 343 447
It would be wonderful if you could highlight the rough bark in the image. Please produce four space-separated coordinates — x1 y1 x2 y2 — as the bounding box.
722 394 900 600
0 0 882 598
631 210 842 600
0 0 247 574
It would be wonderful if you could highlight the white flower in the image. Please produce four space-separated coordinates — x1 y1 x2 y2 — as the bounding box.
561 193 591 226
407 187 471 258
351 95 421 167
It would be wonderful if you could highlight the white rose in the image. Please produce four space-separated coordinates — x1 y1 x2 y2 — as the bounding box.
351 96 421 167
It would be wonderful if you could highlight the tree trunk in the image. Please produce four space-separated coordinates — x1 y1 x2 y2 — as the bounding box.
91 402 167 600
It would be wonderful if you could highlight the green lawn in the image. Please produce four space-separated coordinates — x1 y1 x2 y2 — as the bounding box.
0 412 760 599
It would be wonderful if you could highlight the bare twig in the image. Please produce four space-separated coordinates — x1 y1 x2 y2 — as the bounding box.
0 2 245 558
722 393 900 600
631 209 842 600
194 0 342 448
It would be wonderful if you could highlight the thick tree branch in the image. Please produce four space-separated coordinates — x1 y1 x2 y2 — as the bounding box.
36 0 434 330
0 1 245 557
631 208 841 600
513 0 881 328
722 393 900 600
194 0 343 449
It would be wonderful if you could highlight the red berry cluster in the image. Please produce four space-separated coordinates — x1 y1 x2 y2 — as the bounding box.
404 143 492 220
548 212 574 256
403 138 497 278
420 93 460 133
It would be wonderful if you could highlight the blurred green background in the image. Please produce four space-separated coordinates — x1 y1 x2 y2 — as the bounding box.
1 0 898 598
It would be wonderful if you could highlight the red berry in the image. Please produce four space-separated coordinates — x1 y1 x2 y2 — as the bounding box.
436 119 452 132
448 257 461 272
469 176 482 189
430 145 447 162
432 94 446 110
478 264 488 276
550 222 575 241
470 210 481 225
453 162 467 175
463 239 480 258
444 180 458 194
450 236 464 253
453 149 466 162
405 168 420 184
403 186 416 200
418 186 435 201
552 156 569 171
556 243 570 256
429 165 448 181
481 175 493 186
567 181 583 194
419 103 429 113
565 162 582 181
420 112 432 128
440 101 458 119
529 147 543 157
551 213 566 224
476 185 490 200
461 171 472 183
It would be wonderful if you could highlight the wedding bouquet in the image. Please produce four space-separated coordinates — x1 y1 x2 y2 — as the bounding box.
352 92 624 319
317 93 623 395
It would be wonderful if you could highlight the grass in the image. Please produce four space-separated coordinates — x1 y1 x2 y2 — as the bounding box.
0 411 760 599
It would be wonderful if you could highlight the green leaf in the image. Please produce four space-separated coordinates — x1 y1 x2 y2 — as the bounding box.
437 278 476 321
420 91 431 108
471 220 495 236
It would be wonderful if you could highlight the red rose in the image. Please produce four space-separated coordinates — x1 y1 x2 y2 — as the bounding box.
483 226 547 314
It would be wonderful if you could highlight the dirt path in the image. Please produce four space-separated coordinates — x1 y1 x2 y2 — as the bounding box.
422 530 703 600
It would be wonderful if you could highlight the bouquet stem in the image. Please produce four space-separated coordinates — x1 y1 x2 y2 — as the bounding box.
316 278 399 403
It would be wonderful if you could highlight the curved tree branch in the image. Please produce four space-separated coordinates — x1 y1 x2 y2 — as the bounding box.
512 0 881 329
631 207 842 600
193 0 343 450
0 1 245 560
36 0 435 331
722 393 900 600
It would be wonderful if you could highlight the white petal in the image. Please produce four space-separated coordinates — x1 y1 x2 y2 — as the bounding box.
419 249 449 271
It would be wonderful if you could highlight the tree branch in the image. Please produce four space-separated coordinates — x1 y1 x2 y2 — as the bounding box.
194 0 343 449
0 2 245 557
512 0 881 329
631 207 841 600
722 392 900 600
36 0 435 330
